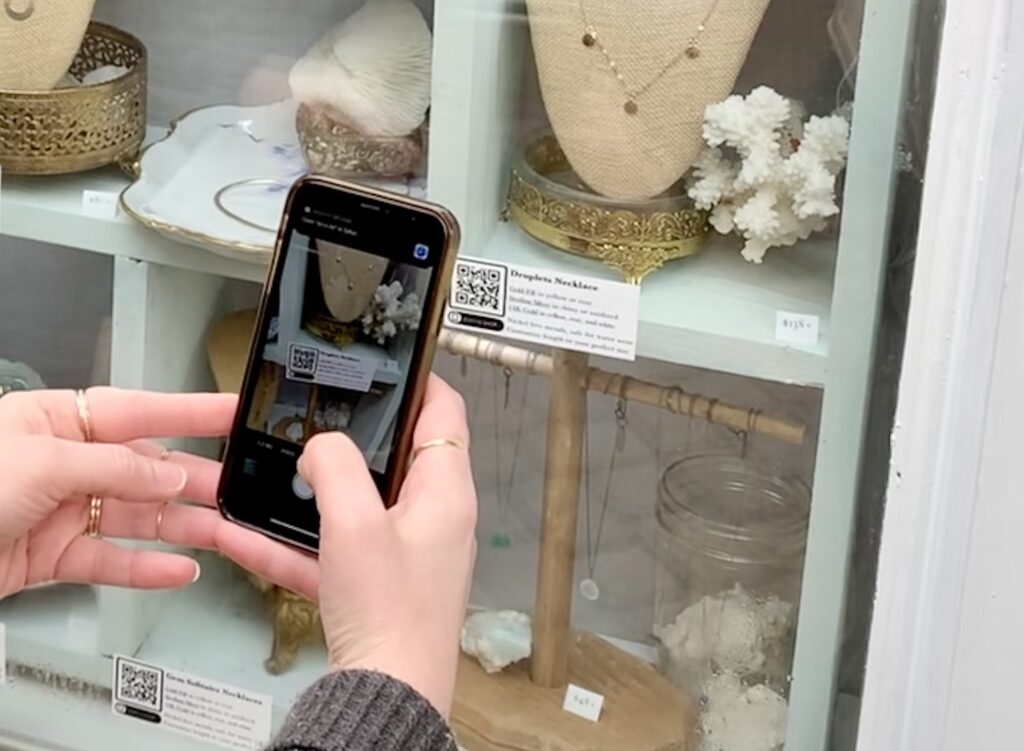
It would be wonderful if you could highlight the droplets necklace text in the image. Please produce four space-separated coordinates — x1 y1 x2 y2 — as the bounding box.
578 0 723 115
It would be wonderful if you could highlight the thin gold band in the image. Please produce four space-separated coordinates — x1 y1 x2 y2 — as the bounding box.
413 437 467 459
75 389 95 443
86 495 103 538
155 502 168 542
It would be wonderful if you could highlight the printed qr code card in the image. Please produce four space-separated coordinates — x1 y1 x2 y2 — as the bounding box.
446 257 640 361
113 655 271 750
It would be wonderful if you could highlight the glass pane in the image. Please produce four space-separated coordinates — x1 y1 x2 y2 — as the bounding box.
0 0 944 749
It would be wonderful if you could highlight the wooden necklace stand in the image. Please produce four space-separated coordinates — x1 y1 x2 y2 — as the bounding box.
440 332 803 751
207 313 806 748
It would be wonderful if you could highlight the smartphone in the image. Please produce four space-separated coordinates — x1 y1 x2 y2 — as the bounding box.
218 176 460 552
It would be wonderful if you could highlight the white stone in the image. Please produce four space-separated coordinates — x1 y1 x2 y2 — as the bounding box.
699 671 787 751
460 610 532 674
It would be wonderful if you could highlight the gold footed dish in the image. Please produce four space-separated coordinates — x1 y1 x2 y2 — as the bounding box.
296 101 425 179
0 22 146 175
505 133 709 284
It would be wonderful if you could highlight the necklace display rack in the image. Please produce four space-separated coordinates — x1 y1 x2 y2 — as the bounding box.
439 331 805 751
206 309 805 745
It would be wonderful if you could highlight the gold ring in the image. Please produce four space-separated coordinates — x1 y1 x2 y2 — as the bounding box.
85 495 103 538
155 502 168 542
413 437 467 458
75 389 95 443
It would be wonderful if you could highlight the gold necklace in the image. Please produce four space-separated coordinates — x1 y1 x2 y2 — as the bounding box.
332 253 381 291
579 0 723 115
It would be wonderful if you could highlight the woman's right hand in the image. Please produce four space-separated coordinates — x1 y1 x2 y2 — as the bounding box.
223 375 477 717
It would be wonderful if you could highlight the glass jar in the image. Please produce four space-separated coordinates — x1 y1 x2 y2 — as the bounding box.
653 454 810 695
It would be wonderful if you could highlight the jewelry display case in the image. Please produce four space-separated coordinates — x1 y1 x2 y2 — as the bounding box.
0 0 952 749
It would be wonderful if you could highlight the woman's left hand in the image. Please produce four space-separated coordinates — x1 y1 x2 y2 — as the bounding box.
0 387 317 601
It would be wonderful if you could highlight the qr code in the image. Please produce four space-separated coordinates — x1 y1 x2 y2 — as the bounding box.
451 260 507 317
116 658 163 711
288 343 319 378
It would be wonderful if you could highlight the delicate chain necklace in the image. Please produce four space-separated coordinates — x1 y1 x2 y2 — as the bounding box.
578 0 723 115
331 252 382 291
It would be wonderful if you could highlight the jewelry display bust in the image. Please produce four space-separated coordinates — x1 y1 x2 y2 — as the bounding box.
526 0 771 200
317 241 389 323
0 0 96 90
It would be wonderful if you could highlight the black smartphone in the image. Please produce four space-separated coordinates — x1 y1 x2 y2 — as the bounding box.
218 176 460 553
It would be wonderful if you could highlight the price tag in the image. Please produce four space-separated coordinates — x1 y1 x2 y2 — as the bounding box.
81 190 119 220
563 683 604 722
775 311 820 346
0 622 6 685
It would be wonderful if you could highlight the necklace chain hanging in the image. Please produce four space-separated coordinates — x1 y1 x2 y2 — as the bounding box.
4 0 34 21
580 386 630 602
578 0 722 114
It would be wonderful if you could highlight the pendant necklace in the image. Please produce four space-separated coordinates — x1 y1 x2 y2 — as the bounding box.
4 0 34 21
578 0 723 114
332 253 382 292
491 364 529 549
580 385 630 601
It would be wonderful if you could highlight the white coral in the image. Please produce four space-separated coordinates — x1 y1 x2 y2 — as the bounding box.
361 281 422 345
688 86 850 263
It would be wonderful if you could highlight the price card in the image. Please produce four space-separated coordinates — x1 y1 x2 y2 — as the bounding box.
775 311 820 346
112 655 271 750
563 683 604 722
81 190 119 220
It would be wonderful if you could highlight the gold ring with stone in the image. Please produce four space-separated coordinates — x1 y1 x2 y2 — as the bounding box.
86 495 103 537
75 389 95 443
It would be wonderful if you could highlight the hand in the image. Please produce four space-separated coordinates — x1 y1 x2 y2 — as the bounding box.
297 376 477 717
0 387 314 600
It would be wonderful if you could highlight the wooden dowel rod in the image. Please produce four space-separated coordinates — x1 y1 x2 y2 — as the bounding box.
530 349 588 688
439 329 806 445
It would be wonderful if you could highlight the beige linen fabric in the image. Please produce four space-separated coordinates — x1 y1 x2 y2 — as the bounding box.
0 0 96 90
527 0 771 200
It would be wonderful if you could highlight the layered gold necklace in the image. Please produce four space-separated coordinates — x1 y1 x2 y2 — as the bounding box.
578 0 723 114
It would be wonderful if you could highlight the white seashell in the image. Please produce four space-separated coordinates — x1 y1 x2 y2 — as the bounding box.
461 610 533 674
288 0 432 137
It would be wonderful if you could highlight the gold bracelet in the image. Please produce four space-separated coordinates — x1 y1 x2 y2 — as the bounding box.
504 133 709 284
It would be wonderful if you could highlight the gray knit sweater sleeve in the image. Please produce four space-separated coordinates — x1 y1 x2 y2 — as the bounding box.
267 671 457 751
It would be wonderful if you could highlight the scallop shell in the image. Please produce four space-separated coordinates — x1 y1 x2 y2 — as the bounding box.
288 0 432 137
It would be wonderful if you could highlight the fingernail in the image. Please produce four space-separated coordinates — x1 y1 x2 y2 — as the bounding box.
157 463 188 493
191 562 202 584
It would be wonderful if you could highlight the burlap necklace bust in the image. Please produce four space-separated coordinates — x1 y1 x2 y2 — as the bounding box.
317 242 389 324
527 0 771 200
0 0 96 90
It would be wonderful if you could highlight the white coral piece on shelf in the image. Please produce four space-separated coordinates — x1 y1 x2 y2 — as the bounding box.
361 281 422 345
288 0 432 137
688 86 851 263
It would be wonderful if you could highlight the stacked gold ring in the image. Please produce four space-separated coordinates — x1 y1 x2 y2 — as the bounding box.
76 389 103 538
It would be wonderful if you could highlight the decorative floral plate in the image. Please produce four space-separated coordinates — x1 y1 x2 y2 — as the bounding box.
121 101 306 263
121 100 423 264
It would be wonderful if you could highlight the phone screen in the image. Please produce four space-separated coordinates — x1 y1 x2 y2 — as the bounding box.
219 181 452 549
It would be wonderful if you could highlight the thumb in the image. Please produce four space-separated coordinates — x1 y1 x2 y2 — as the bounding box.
298 432 384 526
